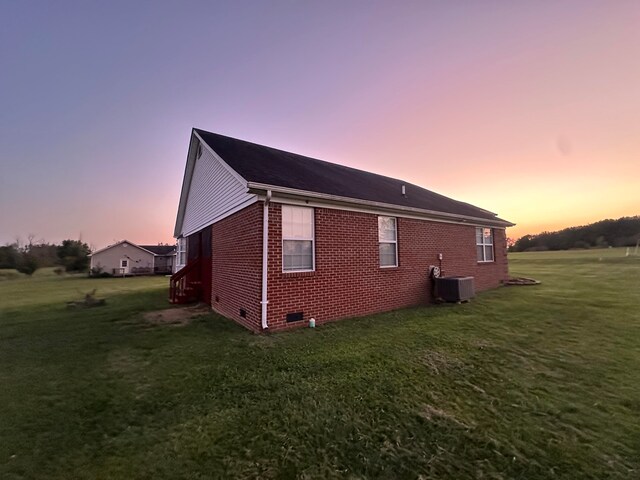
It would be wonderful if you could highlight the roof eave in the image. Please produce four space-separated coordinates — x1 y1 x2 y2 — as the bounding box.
173 129 199 238
247 182 515 228
89 240 159 257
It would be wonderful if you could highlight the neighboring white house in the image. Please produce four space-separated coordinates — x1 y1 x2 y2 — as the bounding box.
89 240 176 276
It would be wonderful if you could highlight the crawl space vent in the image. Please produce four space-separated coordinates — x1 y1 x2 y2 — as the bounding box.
286 312 304 323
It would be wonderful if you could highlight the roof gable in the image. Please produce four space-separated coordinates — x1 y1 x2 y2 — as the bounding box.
90 240 157 257
193 128 512 226
173 130 257 237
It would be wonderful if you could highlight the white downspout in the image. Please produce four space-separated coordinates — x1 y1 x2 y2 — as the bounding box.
260 190 272 330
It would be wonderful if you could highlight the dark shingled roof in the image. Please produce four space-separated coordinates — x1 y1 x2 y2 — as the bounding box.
195 128 511 225
140 245 176 255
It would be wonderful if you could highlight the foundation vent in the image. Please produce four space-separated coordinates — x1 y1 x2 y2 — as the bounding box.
286 312 304 323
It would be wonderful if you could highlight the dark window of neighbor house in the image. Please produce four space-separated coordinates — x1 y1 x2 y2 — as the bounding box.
282 205 314 272
476 227 494 262
378 216 398 267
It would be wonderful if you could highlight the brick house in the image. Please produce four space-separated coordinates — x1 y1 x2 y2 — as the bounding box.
171 128 513 332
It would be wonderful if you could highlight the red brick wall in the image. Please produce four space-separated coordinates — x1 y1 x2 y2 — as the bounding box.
266 203 508 331
210 203 263 332
209 201 508 333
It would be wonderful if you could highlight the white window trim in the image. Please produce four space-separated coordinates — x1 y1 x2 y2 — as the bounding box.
476 227 494 263
379 216 398 268
176 237 187 270
282 205 315 273
120 259 128 268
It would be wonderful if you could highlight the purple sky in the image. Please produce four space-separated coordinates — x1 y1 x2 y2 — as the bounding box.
1 1 639 249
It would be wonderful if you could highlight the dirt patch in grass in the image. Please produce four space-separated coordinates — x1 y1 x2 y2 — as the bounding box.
143 305 210 327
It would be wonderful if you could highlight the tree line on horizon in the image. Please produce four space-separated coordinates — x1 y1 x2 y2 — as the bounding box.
0 238 91 275
510 216 640 252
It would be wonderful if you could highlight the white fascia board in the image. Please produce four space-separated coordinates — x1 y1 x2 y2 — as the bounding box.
173 133 200 237
268 196 510 230
250 184 514 229
180 195 259 238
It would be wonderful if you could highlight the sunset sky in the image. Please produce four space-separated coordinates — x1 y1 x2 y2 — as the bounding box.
1 1 638 249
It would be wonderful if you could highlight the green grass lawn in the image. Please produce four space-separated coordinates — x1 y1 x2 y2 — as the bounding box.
1 250 639 479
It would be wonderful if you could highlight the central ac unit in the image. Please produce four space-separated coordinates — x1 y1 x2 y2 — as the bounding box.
435 276 475 302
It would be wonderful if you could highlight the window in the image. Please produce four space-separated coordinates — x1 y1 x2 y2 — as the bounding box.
176 237 187 268
120 259 128 268
378 216 398 267
282 205 314 271
476 227 494 262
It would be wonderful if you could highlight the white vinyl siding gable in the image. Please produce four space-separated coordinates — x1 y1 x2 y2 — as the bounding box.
180 145 255 237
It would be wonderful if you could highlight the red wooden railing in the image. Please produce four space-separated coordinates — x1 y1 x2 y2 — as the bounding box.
169 258 202 304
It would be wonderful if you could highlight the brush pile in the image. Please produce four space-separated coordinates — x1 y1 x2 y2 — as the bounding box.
505 277 541 286
66 289 106 308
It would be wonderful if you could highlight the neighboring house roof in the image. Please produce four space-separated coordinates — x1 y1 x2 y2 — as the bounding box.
194 129 512 225
140 245 176 256
90 240 170 257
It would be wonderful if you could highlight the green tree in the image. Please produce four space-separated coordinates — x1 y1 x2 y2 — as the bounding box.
57 240 91 272
28 243 59 267
0 245 20 269
511 216 640 252
16 253 39 275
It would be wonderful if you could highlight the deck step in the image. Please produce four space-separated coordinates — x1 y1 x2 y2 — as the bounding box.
169 257 203 304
